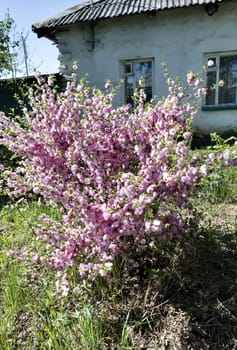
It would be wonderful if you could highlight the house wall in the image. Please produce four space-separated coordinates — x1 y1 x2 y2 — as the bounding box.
54 1 237 134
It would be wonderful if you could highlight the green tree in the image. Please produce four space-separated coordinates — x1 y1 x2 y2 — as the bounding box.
0 14 32 79
0 18 14 74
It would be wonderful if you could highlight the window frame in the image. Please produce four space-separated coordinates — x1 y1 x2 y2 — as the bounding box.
203 51 237 110
121 57 154 106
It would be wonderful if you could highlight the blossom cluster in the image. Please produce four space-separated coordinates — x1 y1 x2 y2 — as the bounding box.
0 68 235 289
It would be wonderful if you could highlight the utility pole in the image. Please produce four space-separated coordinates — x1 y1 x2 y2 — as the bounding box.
22 34 29 77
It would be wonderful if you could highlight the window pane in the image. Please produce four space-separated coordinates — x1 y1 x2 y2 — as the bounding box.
123 59 153 106
135 61 152 88
124 62 132 75
206 71 216 105
144 86 152 103
125 75 134 105
135 61 152 102
219 55 237 104
207 57 216 69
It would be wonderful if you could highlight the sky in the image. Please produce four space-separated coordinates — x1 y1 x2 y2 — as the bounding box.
0 0 85 76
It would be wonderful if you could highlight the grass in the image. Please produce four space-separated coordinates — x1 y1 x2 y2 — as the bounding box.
200 165 237 204
0 166 237 349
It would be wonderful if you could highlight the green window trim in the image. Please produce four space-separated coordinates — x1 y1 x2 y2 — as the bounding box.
202 105 237 111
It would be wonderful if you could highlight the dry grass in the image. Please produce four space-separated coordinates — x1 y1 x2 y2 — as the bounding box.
89 202 237 349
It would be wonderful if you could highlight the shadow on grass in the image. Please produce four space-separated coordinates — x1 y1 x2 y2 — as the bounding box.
159 229 237 350
101 225 237 349
0 195 11 211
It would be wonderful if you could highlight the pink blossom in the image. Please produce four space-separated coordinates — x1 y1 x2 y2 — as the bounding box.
0 67 232 290
33 187 40 194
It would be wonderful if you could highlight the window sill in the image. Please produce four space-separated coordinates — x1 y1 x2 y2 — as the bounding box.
202 105 237 111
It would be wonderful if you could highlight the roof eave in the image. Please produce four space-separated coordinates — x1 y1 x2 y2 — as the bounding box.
32 25 59 42
32 0 223 39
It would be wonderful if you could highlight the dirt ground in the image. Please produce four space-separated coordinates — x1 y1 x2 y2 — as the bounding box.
100 203 237 349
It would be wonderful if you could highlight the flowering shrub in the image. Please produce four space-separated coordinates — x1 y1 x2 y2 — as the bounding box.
0 67 236 291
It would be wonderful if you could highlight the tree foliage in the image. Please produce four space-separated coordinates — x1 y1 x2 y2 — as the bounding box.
0 18 14 74
0 15 32 78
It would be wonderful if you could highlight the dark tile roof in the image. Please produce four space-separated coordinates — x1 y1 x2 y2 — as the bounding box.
32 0 222 37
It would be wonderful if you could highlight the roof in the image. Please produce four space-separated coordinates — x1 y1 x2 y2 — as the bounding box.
32 0 222 38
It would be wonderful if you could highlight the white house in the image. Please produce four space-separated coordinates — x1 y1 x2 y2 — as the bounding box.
32 0 237 134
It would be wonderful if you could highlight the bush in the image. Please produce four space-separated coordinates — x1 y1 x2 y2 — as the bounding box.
0 67 236 292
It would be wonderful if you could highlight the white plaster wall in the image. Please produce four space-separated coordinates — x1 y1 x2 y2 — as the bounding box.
54 1 237 134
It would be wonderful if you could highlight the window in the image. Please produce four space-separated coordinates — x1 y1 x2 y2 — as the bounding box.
122 59 153 106
205 52 237 107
